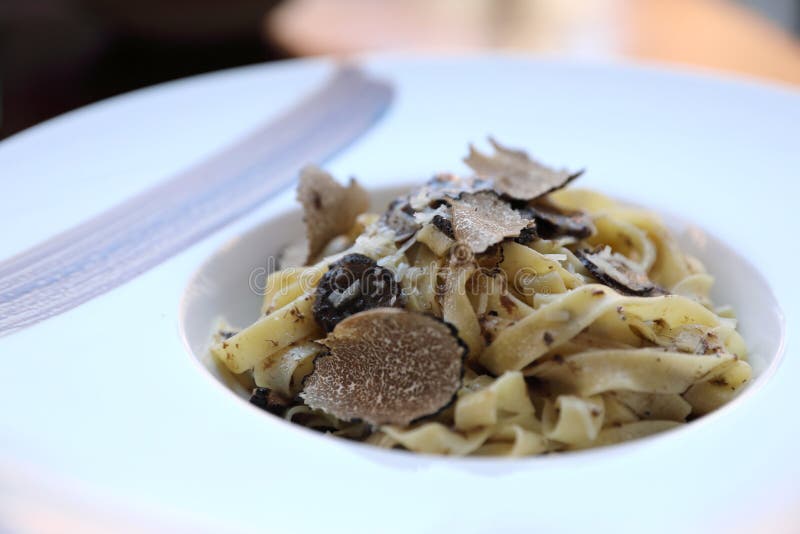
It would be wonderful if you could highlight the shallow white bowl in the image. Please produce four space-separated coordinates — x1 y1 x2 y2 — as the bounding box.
181 184 785 457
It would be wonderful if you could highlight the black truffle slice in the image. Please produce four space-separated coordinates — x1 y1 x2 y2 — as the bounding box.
450 191 529 253
401 173 494 212
534 209 594 239
250 387 292 416
526 199 595 240
576 247 663 296
514 223 538 245
425 173 494 196
312 253 404 332
431 214 455 239
297 166 369 263
464 138 583 201
381 198 419 241
301 309 466 426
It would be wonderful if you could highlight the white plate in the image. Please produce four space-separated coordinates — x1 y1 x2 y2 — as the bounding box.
1 54 799 533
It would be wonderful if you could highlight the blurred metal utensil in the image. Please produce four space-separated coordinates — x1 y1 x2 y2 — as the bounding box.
0 65 393 336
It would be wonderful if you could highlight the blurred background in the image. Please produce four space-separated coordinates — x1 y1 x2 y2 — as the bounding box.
2 0 799 140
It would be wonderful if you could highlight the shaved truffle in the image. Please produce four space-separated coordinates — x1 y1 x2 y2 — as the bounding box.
464 138 582 201
431 214 455 239
313 253 404 332
523 198 595 240
426 173 493 196
301 309 466 426
451 191 529 253
514 223 538 245
249 387 292 416
298 166 369 263
533 208 594 240
406 173 493 211
381 198 419 241
576 247 664 296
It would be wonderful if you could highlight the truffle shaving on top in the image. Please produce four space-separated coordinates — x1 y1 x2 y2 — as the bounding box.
301 309 466 426
450 191 529 254
464 137 582 201
297 165 369 263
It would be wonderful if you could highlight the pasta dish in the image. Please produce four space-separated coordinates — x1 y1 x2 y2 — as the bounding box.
211 139 749 456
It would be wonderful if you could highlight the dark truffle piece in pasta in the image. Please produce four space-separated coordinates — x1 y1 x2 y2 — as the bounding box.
249 387 291 416
312 254 404 332
297 166 369 263
301 309 466 426
576 247 664 296
464 138 583 201
381 198 419 241
526 199 595 240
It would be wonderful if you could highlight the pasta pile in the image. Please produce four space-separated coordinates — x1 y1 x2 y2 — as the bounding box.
211 140 749 456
